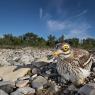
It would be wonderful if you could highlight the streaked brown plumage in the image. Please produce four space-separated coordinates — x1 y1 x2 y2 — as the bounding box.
53 43 93 85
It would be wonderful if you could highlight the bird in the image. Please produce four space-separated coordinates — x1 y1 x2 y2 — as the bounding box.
52 42 93 86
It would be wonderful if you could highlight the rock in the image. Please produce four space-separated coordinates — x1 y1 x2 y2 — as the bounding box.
54 85 61 92
93 67 95 72
31 76 47 90
11 87 35 95
31 61 48 68
32 68 39 74
31 74 38 80
68 84 77 91
0 89 9 95
45 70 51 75
78 83 95 95
0 48 52 66
93 79 95 82
20 54 34 65
35 56 53 63
0 81 15 94
48 81 61 92
0 66 31 81
16 80 29 88
0 76 3 81
17 75 30 81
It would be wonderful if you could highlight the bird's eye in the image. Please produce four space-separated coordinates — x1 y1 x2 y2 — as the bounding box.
62 45 69 52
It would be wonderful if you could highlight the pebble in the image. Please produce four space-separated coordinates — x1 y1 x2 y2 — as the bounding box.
68 84 77 91
17 75 30 81
31 74 38 80
31 76 47 90
93 78 95 82
53 84 61 92
0 89 9 95
0 81 15 94
16 80 29 88
0 76 3 81
32 68 38 74
11 87 35 95
46 70 51 75
93 67 95 72
78 83 95 95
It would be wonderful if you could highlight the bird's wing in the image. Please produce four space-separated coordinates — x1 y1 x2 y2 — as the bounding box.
73 48 91 68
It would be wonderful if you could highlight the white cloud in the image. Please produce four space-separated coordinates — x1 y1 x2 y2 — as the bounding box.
47 20 66 31
66 26 90 39
47 19 91 39
40 8 43 19
75 10 88 17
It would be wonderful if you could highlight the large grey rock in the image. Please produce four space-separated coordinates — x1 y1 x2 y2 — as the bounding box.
11 87 35 95
0 81 15 94
78 83 95 95
31 76 47 90
0 66 31 81
0 89 8 95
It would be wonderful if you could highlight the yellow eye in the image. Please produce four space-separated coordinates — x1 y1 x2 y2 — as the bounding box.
62 45 69 52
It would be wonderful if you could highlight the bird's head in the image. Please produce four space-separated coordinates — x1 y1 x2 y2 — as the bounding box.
52 43 72 58
61 43 70 52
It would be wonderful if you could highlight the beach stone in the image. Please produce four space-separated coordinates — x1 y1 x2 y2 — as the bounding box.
11 87 35 95
78 83 95 95
0 66 31 81
92 67 95 72
30 74 38 81
68 84 77 91
0 81 15 93
0 89 9 95
32 68 39 74
0 76 3 81
31 76 47 90
17 75 30 81
16 80 29 88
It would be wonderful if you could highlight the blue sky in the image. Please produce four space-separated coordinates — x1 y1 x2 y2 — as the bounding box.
0 0 95 39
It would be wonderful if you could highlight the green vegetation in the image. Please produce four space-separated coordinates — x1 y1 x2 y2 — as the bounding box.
0 32 95 49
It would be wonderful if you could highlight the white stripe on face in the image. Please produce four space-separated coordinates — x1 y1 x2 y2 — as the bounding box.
61 50 72 58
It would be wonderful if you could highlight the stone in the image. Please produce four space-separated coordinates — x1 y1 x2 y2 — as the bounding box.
0 48 52 66
45 70 51 75
32 68 38 74
0 81 15 94
93 67 95 72
31 76 47 90
0 76 3 81
35 56 53 63
20 54 34 65
68 84 77 91
0 66 31 81
11 87 35 95
0 89 9 95
31 74 38 80
16 80 29 88
78 83 95 95
17 75 30 81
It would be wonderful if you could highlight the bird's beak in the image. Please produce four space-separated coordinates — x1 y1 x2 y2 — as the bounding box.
52 50 63 57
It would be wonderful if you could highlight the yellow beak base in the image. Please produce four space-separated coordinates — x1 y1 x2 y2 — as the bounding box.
52 50 63 57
